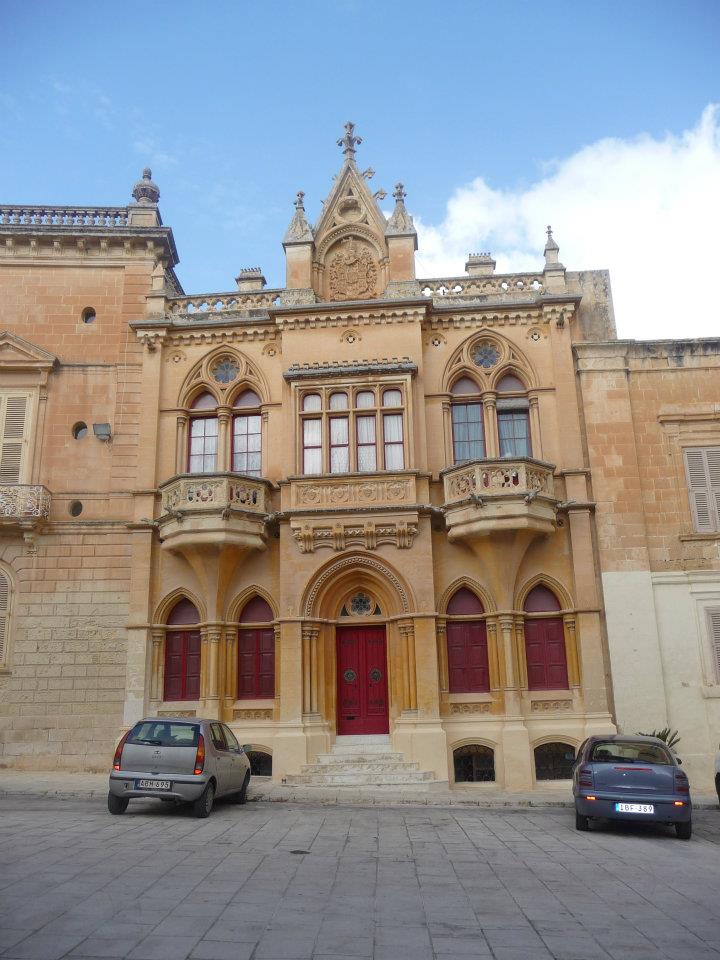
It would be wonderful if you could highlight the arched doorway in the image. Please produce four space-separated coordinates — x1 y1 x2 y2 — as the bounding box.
336 591 388 735
164 598 201 701
238 596 274 699
446 587 489 693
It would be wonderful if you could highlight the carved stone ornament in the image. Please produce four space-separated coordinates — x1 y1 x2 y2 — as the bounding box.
530 699 572 712
233 708 273 720
291 519 417 554
328 238 378 301
449 702 492 714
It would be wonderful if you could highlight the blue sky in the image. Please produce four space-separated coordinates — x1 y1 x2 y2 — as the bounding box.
1 0 719 337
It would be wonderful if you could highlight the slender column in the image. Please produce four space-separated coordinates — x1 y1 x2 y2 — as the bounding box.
217 407 231 473
528 394 542 459
175 415 188 474
261 410 269 477
199 626 209 700
399 620 417 711
441 400 453 466
436 619 448 693
482 394 498 458
301 623 320 716
499 615 521 714
514 616 528 690
563 615 581 689
204 625 222 719
486 618 502 692
273 625 281 720
150 629 164 701
224 626 237 713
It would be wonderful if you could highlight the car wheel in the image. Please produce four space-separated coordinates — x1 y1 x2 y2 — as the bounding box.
675 820 692 840
107 793 129 816
233 772 250 805
192 782 215 819
575 810 590 831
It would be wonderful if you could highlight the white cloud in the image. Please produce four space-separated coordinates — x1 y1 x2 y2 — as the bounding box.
414 105 720 339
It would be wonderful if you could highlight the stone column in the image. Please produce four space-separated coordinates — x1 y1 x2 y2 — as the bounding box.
514 616 528 691
224 625 237 719
398 620 417 712
175 415 188 474
217 407 231 473
499 615 521 715
441 400 453 466
482 394 498 458
436 619 448 693
301 622 321 717
486 618 502 693
150 628 164 703
203 624 222 719
528 394 542 459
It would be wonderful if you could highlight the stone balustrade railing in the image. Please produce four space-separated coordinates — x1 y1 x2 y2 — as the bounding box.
0 484 51 520
168 291 282 315
160 473 269 515
0 206 130 228
288 473 417 510
442 458 555 505
419 274 544 299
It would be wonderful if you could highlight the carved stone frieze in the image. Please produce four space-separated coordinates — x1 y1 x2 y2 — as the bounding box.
291 519 417 553
233 708 273 720
158 710 196 717
161 474 268 515
449 702 492 714
304 554 410 616
443 458 555 504
0 484 51 523
327 238 378 301
530 699 573 712
291 475 414 508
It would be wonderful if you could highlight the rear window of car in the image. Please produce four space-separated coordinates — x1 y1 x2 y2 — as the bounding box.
590 741 673 765
127 721 199 748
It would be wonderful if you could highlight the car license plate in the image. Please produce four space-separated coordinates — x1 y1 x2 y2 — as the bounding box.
615 802 654 814
135 779 171 791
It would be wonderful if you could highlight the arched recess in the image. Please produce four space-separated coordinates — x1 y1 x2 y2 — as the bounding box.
516 574 573 613
521 580 572 692
163 597 201 702
0 560 16 670
442 330 537 395
302 552 415 620
448 736 499 785
533 738 578 781
154 588 207 626
227 586 278 624
178 347 269 409
438 577 496 615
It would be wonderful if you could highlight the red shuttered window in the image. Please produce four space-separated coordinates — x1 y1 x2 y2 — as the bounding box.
237 597 275 699
446 587 490 694
163 630 201 701
523 585 569 691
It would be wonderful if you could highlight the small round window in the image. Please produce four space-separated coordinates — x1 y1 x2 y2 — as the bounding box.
72 422 88 440
69 501 83 517
81 307 96 324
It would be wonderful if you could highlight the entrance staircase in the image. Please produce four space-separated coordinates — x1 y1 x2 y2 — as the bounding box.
283 735 436 788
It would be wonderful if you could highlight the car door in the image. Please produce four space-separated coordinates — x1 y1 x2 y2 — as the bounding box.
208 722 233 796
222 724 247 791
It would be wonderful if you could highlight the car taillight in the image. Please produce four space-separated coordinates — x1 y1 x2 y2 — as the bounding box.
194 734 205 775
113 729 131 771
578 764 594 789
674 770 689 794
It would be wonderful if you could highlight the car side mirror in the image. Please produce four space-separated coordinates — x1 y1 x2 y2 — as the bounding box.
242 744 252 753
676 757 682 765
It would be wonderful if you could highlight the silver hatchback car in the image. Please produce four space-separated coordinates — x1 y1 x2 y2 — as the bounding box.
108 717 251 818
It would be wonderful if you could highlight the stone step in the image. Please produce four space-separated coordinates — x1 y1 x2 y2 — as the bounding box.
315 752 407 765
285 769 434 786
302 759 421 775
331 737 393 755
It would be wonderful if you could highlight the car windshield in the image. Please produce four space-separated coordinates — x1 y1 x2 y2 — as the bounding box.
590 741 673 765
127 721 199 748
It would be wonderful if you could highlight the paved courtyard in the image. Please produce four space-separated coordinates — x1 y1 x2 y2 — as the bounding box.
0 797 719 960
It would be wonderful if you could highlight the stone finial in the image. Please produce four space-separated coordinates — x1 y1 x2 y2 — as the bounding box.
131 167 160 205
385 181 416 238
235 267 266 291
361 167 375 180
543 225 564 269
465 252 496 277
283 190 314 244
337 121 362 162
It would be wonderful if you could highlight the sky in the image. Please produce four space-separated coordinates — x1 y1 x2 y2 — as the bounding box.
1 0 719 339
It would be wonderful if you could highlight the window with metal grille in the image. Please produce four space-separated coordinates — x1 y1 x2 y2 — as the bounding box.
684 447 720 533
453 745 495 782
534 742 576 780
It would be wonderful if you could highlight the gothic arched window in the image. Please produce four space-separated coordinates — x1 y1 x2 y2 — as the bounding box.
523 585 568 691
164 599 201 701
496 373 531 458
446 587 489 693
451 377 485 463
188 392 219 474
238 597 275 699
232 389 262 477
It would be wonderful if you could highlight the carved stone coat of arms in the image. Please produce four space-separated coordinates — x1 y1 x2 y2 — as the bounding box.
328 239 378 300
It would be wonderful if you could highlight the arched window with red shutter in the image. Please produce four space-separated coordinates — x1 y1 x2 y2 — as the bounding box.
523 585 568 691
164 599 201 701
446 587 490 693
238 596 275 699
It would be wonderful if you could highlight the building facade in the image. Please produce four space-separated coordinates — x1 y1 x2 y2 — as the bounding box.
0 127 716 790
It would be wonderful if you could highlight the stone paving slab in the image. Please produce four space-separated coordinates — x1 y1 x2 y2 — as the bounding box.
0 769 717 810
0 797 719 960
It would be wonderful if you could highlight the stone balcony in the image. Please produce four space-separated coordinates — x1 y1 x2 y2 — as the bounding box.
441 458 558 541
0 484 51 532
157 473 272 553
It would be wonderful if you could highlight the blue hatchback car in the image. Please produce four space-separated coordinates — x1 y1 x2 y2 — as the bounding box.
572 735 692 839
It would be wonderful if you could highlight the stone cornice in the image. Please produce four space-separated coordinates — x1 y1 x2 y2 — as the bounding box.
0 227 178 266
284 360 417 381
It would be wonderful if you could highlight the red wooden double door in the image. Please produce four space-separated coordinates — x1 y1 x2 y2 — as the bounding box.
336 626 389 735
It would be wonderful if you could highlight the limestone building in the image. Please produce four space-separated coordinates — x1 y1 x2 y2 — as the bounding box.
0 125 717 790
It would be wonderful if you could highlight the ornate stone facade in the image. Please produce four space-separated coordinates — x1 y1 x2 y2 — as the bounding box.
0 125 716 790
